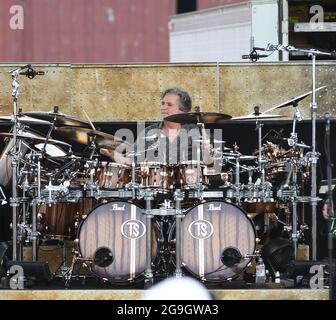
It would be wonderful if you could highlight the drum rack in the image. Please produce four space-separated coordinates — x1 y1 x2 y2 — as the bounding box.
0 59 333 292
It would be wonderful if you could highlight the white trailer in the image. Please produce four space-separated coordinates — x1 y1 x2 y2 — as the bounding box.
169 0 280 62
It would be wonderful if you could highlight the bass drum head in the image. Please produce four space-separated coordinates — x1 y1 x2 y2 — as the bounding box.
78 201 157 283
181 201 256 282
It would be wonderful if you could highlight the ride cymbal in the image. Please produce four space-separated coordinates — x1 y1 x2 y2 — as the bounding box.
0 115 51 125
0 132 71 148
164 112 232 124
56 127 131 149
23 111 91 128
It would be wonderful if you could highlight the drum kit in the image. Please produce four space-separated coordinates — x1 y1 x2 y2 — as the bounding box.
0 65 325 288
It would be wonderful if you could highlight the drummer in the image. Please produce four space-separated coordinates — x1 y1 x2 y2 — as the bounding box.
100 87 213 165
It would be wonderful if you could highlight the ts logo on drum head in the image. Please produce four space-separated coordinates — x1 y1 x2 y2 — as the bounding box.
121 220 146 239
188 220 214 240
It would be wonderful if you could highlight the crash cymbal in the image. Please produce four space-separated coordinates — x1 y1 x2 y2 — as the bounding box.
264 85 327 113
232 114 284 121
55 127 93 145
23 111 91 128
55 127 131 149
0 132 71 148
0 115 51 125
164 112 232 124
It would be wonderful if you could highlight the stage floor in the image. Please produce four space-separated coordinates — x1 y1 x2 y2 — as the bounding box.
0 288 328 300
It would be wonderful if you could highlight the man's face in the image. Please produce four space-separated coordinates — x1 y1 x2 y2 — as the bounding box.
160 93 184 120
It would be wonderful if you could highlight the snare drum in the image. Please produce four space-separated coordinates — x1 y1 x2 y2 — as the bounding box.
95 162 131 189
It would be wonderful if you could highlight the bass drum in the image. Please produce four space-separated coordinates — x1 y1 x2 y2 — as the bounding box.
78 201 158 283
181 201 256 282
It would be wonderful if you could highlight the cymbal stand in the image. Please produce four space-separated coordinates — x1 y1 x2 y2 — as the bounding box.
267 44 333 259
143 189 154 287
289 158 299 258
127 151 138 200
256 119 266 185
17 170 30 260
195 113 204 198
29 150 43 262
174 189 184 278
40 117 56 157
234 155 241 204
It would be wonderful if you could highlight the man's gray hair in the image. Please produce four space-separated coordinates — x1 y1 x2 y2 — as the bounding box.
161 87 192 112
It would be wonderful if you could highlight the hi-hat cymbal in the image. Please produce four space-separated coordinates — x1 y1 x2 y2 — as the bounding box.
55 127 131 149
0 115 51 125
23 112 91 128
164 112 232 124
0 132 71 148
232 114 284 121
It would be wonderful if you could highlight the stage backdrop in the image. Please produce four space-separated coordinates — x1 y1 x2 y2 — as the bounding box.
0 62 335 121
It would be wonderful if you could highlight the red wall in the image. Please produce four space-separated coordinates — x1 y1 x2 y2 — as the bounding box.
0 0 175 63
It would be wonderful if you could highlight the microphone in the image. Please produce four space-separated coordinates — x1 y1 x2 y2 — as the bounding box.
19 64 45 79
253 47 267 51
324 112 331 133
242 50 268 62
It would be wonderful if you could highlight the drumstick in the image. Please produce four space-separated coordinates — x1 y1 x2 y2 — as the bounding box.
81 106 96 131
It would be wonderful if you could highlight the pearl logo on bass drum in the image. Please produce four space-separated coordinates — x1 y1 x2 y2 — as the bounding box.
188 220 214 240
111 203 126 211
207 203 221 211
121 220 146 239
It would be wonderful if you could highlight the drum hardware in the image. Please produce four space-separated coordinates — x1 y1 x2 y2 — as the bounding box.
188 190 224 199
268 45 331 259
0 186 7 205
151 199 177 216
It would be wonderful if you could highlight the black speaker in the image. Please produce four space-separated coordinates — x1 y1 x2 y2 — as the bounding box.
6 261 53 283
261 237 295 278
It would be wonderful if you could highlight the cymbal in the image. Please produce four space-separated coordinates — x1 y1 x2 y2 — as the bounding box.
0 132 71 148
55 127 130 149
264 85 327 113
0 115 51 125
23 112 91 128
232 114 284 121
239 155 257 161
164 112 232 124
222 152 257 161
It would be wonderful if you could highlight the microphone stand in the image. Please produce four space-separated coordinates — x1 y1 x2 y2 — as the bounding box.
8 65 45 261
267 44 333 260
325 113 334 300
9 68 20 261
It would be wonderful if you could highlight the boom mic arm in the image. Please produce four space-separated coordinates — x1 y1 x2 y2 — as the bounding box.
19 64 45 79
242 48 269 62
